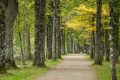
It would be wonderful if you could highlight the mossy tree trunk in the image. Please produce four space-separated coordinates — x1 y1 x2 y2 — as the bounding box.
47 15 53 59
94 0 102 65
109 0 119 79
52 0 57 61
5 0 18 69
33 0 46 67
0 0 7 73
56 0 61 58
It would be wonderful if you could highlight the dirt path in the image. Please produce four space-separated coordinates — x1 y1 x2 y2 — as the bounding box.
33 54 96 80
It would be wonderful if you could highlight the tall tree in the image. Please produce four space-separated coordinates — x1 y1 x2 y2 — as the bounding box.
109 0 119 79
5 0 18 69
94 0 102 65
90 15 95 59
0 0 7 73
56 0 61 58
113 0 119 62
46 1 53 59
33 0 46 67
47 15 53 59
52 0 57 61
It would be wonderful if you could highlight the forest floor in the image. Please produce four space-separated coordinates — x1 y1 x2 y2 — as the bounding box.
33 54 96 80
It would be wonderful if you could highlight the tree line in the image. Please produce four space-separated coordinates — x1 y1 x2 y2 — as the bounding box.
0 0 120 80
0 0 81 73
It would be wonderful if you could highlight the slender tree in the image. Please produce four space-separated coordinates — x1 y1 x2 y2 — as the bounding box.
61 27 65 55
52 0 57 61
56 0 61 58
47 15 53 59
90 15 95 59
33 0 46 67
105 28 110 61
94 0 102 65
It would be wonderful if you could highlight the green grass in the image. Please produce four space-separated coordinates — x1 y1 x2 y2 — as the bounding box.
85 55 120 80
0 59 62 80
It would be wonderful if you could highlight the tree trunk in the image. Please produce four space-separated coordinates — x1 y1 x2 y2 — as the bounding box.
109 0 119 79
47 15 53 59
33 0 46 67
101 24 105 61
61 28 65 55
94 0 102 65
26 28 31 60
0 0 6 73
105 29 110 61
5 0 18 69
52 0 57 61
56 0 61 58
90 15 95 59
70 33 73 53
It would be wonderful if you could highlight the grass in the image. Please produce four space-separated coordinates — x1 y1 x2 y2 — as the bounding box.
85 55 120 80
0 59 63 80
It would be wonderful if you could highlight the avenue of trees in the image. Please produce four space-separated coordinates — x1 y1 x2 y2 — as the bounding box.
0 0 120 80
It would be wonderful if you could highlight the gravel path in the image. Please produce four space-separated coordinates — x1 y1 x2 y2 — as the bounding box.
33 54 96 80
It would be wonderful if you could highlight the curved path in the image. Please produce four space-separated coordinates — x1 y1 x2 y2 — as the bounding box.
33 54 96 80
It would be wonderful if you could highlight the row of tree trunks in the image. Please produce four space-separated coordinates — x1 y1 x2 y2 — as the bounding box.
46 0 62 60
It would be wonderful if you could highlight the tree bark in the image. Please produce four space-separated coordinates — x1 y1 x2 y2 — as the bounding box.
5 0 18 69
94 0 102 65
0 0 7 73
105 29 110 61
90 15 95 59
52 0 57 61
61 28 65 55
109 0 119 79
34 0 46 67
26 28 31 60
47 15 53 59
56 0 61 58
70 32 73 53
